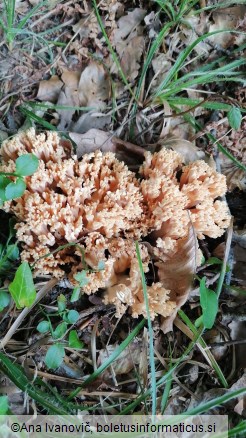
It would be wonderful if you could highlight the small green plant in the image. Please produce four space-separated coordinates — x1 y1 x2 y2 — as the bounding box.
37 294 84 369
0 153 39 205
0 0 47 50
0 218 19 310
9 261 36 309
71 260 105 303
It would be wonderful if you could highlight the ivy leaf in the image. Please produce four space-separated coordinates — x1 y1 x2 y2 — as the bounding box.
0 292 10 312
70 287 80 303
45 344 65 369
0 396 9 414
15 153 39 176
9 262 36 309
66 309 79 324
228 106 242 130
53 322 67 339
68 330 84 349
0 176 10 201
37 320 50 334
5 177 26 200
200 277 218 329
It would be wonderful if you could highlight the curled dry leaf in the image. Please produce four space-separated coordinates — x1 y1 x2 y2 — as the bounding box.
156 226 200 333
37 75 63 103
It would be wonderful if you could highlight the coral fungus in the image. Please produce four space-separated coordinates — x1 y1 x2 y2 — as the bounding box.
0 129 231 325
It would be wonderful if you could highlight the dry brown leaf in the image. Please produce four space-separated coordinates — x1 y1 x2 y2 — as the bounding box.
56 71 81 130
72 13 98 39
57 87 79 131
70 129 115 157
111 8 146 44
109 8 146 83
150 54 171 89
112 35 145 81
97 340 142 376
160 137 205 164
37 75 63 103
78 62 110 108
208 6 246 48
70 112 111 134
156 226 200 333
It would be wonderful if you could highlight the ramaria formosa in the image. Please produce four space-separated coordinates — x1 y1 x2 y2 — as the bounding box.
0 129 230 324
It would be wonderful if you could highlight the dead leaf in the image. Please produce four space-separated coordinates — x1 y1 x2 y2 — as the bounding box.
70 112 111 134
208 6 246 48
111 8 147 44
112 35 145 81
156 226 200 333
55 70 81 130
78 62 110 108
110 8 146 82
57 87 79 131
70 129 115 157
97 340 142 376
37 75 63 103
160 137 205 164
150 54 171 89
72 13 98 39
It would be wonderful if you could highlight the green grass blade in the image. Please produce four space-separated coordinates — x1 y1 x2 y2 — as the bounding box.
120 326 204 414
154 30 244 97
17 1 48 30
19 107 57 130
0 352 72 414
68 318 146 400
136 241 156 415
178 310 228 388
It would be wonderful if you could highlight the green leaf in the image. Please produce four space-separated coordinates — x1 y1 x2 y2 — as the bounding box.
0 396 9 414
68 330 84 349
0 176 10 201
70 287 80 303
5 177 26 200
45 344 65 369
15 153 39 176
74 270 89 287
0 292 10 312
200 277 218 329
205 257 223 266
37 320 50 334
66 309 79 324
53 322 67 339
57 294 66 313
228 106 242 130
9 261 36 309
6 244 19 261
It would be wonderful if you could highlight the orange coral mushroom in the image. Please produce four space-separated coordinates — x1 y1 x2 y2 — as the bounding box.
0 129 231 325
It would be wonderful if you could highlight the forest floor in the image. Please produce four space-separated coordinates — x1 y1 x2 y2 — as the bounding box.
0 1 246 436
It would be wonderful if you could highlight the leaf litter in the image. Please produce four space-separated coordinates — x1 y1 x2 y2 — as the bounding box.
0 0 246 425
